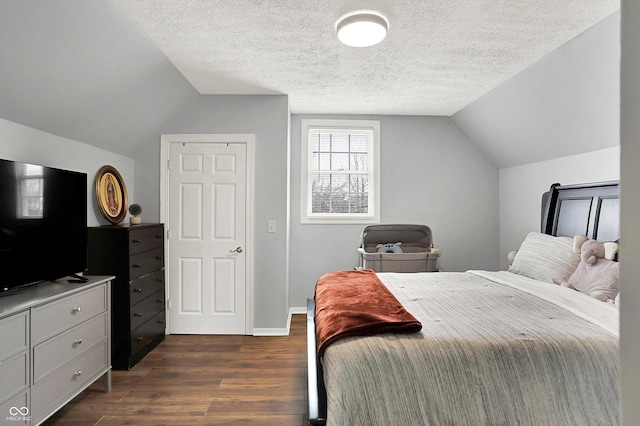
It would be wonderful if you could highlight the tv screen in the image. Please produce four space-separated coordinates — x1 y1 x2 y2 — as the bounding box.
0 159 87 293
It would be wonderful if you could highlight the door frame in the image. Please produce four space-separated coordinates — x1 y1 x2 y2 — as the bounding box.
160 134 255 335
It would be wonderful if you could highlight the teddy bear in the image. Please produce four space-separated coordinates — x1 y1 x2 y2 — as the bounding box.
376 242 403 253
562 235 619 302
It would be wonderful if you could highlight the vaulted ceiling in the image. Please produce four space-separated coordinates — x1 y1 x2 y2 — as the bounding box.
0 0 620 166
115 0 619 116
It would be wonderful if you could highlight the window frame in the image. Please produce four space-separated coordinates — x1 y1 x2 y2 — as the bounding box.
300 119 380 224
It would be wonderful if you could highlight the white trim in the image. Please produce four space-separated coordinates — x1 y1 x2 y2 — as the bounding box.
300 119 381 224
252 327 290 336
160 134 255 335
252 307 307 336
289 306 307 315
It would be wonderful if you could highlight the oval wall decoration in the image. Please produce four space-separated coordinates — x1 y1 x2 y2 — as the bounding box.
95 165 128 224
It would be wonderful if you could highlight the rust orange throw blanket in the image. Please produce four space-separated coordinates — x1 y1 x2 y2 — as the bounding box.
314 269 422 357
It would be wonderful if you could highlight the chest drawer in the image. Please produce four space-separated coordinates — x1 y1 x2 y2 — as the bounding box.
129 225 164 255
131 290 165 331
0 351 29 404
130 247 164 280
88 224 164 370
33 312 109 383
131 310 165 356
31 285 108 344
0 311 28 360
130 269 165 305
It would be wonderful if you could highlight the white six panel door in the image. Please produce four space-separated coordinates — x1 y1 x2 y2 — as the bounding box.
168 142 246 334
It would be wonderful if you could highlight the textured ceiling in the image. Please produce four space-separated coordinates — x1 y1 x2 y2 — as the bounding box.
115 0 619 116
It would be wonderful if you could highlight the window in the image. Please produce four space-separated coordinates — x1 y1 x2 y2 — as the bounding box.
301 119 380 224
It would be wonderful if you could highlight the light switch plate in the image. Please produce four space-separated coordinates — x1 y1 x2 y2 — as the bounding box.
267 220 276 233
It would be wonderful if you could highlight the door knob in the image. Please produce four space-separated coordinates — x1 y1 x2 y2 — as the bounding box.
230 246 243 254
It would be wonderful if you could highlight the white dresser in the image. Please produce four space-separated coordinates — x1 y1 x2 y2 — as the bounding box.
0 276 112 426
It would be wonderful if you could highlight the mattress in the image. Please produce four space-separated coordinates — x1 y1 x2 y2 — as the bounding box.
320 271 619 426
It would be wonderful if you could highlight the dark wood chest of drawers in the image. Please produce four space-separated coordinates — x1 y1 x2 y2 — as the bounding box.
87 223 165 370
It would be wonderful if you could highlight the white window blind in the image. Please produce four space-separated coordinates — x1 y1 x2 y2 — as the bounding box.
301 119 380 224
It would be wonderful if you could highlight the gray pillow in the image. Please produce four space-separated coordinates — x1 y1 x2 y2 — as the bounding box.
509 232 580 284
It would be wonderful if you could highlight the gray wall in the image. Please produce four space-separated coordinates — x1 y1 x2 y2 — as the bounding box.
499 147 619 270
453 11 620 169
0 0 197 160
452 8 621 271
620 1 640 422
289 114 499 308
161 95 291 329
0 0 197 228
0 118 135 227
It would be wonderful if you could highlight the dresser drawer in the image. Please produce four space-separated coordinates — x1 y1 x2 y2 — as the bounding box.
129 225 164 255
130 290 165 331
32 285 108 344
0 389 29 425
130 269 165 306
129 247 164 280
0 311 28 361
31 340 109 424
33 312 109 383
0 351 29 404
131 310 165 356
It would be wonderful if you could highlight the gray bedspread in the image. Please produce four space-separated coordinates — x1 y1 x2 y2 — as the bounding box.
321 271 619 426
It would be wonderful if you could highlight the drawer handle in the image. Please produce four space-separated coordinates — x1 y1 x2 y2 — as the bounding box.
136 337 144 341
134 312 143 317
157 277 164 282
74 338 83 345
132 239 142 243
156 256 164 260
133 288 143 293
133 264 142 268
157 298 165 303
74 370 82 377
155 234 163 238
72 306 81 314
158 320 165 324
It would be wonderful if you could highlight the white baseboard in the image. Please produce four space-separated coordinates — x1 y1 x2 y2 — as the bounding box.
252 327 289 336
252 306 307 336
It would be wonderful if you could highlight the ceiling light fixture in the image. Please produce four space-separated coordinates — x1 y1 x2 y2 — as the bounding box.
335 10 388 47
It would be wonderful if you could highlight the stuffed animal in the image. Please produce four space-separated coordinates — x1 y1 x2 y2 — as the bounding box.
563 235 619 302
376 242 403 253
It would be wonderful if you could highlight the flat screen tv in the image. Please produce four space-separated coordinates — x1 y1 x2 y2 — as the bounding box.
0 158 88 294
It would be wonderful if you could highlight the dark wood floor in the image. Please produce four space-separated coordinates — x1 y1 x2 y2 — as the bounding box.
44 315 310 425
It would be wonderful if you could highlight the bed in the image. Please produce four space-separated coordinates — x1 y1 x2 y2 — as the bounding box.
307 180 620 426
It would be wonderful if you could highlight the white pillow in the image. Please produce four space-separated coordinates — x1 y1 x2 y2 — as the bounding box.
509 232 580 284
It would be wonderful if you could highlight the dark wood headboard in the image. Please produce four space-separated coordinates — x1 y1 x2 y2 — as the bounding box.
541 180 620 242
